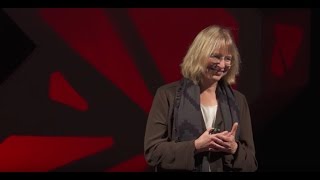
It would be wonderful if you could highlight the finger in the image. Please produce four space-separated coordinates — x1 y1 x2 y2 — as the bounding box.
230 122 238 136
220 131 229 135
211 141 233 153
212 136 231 149
209 131 228 140
210 140 225 150
213 131 228 135
209 144 228 153
215 134 232 142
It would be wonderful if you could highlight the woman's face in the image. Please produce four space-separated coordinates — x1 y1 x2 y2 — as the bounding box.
202 48 232 82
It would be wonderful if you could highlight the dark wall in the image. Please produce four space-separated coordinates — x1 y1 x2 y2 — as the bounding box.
0 8 311 171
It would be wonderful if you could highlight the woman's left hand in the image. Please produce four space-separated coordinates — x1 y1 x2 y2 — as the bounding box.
211 122 238 154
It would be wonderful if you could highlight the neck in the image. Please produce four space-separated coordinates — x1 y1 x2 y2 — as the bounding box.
200 79 218 94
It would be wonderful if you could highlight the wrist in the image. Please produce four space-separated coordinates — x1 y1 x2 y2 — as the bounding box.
194 139 199 150
194 139 201 154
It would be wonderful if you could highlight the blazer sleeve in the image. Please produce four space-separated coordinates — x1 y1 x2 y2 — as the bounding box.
144 87 196 171
230 93 258 171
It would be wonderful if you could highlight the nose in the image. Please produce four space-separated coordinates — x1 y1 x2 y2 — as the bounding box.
217 58 226 68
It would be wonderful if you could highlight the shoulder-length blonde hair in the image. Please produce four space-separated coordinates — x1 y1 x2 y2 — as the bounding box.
180 25 240 85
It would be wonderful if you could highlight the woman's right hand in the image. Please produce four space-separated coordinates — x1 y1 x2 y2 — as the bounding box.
194 129 228 153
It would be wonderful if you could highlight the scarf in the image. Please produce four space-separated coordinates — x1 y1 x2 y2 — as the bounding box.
172 78 240 171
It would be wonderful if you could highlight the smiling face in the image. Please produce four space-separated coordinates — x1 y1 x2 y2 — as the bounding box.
180 25 240 85
202 47 232 83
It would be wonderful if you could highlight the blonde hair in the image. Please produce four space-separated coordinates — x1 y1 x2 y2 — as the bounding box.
180 25 240 85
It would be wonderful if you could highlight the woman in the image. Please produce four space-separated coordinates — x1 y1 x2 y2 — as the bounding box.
144 25 258 172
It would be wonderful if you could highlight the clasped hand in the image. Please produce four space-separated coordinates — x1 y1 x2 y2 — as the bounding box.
194 123 238 154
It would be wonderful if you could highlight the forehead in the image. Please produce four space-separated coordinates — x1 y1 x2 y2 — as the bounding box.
211 47 232 56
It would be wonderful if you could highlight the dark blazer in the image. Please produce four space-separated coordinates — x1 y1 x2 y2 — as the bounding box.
144 80 258 172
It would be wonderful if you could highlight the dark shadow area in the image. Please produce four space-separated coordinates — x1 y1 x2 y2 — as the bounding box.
0 8 151 171
105 8 165 95
0 9 35 86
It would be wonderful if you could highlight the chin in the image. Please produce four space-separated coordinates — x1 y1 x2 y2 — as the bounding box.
211 76 222 81
206 75 222 82
212 73 224 79
203 72 224 82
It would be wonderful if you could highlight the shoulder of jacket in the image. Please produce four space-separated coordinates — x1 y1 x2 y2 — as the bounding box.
157 81 180 94
232 89 244 97
232 89 248 105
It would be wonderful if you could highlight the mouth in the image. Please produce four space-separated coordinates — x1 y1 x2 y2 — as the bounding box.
207 64 230 74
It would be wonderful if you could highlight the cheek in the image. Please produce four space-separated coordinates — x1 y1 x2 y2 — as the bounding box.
202 70 212 80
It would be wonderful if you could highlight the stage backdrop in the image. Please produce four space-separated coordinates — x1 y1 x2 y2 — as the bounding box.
0 8 310 172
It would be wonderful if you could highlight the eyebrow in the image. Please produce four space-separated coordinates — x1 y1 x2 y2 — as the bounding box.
210 53 232 58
